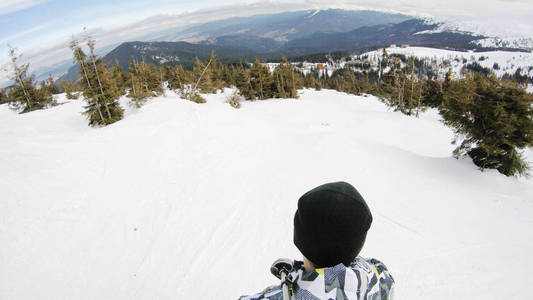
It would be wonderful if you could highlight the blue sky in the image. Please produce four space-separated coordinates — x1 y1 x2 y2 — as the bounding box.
0 0 240 64
0 0 298 85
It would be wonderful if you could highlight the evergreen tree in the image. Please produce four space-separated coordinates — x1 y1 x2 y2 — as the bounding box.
109 60 127 93
379 67 400 105
6 46 54 113
440 72 533 176
222 63 237 87
303 73 322 91
60 79 80 99
164 65 191 91
182 55 218 103
70 37 123 126
422 79 444 108
234 63 254 100
70 38 92 91
378 48 389 83
40 76 60 95
127 58 162 106
358 73 376 95
330 67 364 95
163 65 178 90
127 67 151 106
0 88 8 104
192 57 216 94
207 52 227 90
398 58 421 116
249 58 274 100
273 56 302 98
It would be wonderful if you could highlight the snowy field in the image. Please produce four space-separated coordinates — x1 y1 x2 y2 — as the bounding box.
361 47 533 78
1 89 532 299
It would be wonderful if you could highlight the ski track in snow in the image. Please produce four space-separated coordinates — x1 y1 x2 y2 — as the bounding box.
0 88 532 299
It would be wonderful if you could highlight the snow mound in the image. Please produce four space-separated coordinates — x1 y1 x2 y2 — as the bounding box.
1 89 532 299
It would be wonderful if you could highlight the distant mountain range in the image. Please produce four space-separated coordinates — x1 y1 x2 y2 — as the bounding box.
282 19 486 54
146 9 413 43
58 9 526 83
108 41 257 68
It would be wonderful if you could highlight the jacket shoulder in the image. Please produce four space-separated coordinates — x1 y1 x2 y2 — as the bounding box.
350 257 395 299
239 284 283 300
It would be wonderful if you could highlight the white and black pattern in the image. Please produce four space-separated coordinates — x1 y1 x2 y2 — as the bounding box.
239 257 394 300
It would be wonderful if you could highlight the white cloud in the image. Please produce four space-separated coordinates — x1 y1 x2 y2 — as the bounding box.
0 23 48 45
0 0 47 15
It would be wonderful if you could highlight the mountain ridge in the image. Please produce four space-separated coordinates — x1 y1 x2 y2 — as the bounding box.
24 9 533 85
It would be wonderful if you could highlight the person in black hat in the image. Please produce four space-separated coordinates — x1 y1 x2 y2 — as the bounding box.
294 181 373 270
240 182 395 300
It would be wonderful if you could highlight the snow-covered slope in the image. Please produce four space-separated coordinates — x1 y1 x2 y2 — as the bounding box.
1 89 532 299
416 16 533 51
359 47 533 78
476 37 533 51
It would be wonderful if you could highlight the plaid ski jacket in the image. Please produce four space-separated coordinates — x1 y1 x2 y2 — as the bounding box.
239 257 394 300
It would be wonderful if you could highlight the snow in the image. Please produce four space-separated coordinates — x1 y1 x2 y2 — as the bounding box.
306 9 321 18
476 37 533 52
152 55 180 64
414 18 473 36
1 89 532 299
417 17 533 51
264 62 337 78
359 47 533 78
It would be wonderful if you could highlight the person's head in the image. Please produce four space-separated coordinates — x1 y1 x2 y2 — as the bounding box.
293 181 373 268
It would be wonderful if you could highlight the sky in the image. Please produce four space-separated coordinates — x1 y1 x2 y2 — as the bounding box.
0 0 237 57
1 0 532 83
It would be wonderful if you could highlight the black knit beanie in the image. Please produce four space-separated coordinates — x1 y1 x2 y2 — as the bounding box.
293 182 373 268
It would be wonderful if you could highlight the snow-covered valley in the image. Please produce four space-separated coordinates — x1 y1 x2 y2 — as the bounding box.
1 89 532 299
